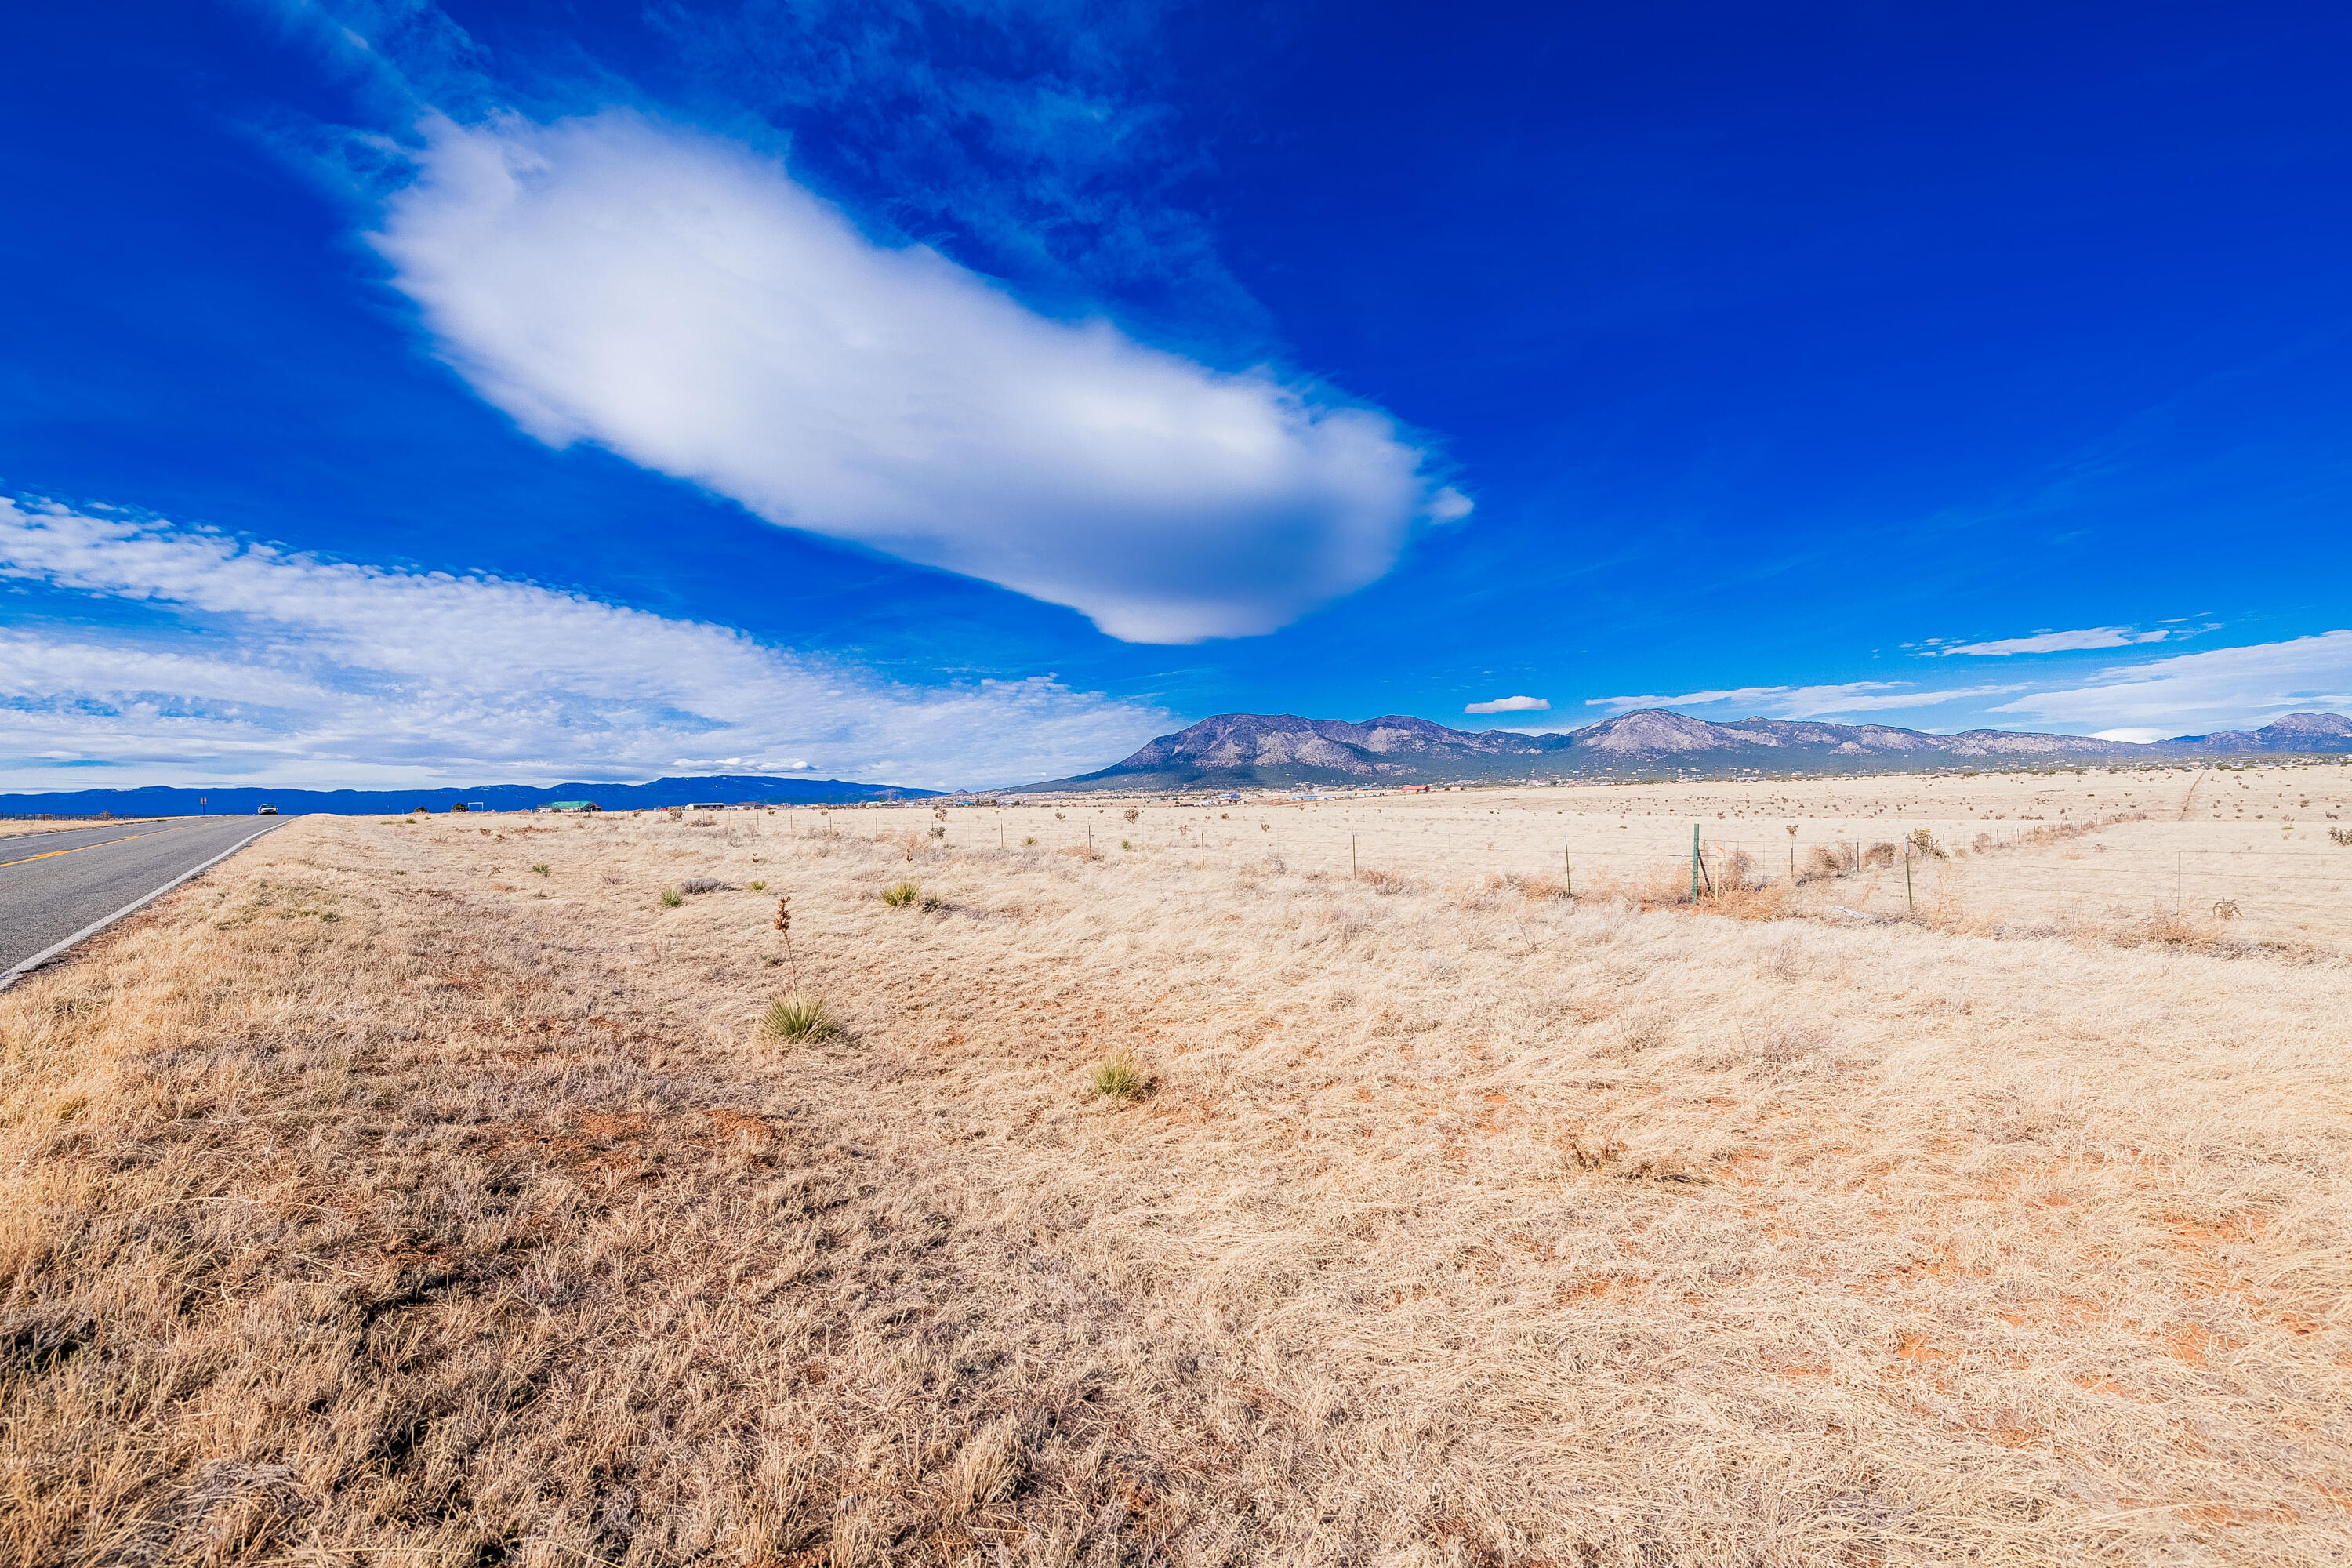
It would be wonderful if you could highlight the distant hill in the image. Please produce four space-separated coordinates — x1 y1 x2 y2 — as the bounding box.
1019 710 2352 791
0 774 941 818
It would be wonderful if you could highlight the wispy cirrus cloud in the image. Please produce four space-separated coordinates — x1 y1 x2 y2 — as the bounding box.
1464 695 1548 714
1913 625 2187 656
1584 683 2021 719
0 497 1164 790
1988 630 2352 731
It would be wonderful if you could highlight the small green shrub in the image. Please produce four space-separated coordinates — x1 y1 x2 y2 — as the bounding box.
659 886 684 908
750 879 768 890
883 880 919 907
1120 838 1134 850
762 993 832 1042
531 862 550 876
1022 836 1038 847
920 892 946 911
1089 1051 1149 1101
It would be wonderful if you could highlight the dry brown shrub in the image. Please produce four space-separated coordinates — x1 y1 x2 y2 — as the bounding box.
1802 843 1857 879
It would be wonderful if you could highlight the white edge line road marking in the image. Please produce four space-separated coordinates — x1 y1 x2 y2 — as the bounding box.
0 823 281 994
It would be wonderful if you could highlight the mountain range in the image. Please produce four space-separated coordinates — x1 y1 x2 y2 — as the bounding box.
9 713 2347 817
0 775 939 819
1022 710 2352 792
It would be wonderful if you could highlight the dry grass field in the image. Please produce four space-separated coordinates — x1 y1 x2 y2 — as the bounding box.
4 772 2350 1565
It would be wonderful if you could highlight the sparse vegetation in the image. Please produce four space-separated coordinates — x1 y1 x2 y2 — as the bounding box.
882 880 919 907
750 878 768 891
531 862 550 875
658 884 684 907
675 876 731 895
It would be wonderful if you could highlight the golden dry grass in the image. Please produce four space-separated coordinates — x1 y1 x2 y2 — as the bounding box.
3 792 2350 1564
980 761 2352 953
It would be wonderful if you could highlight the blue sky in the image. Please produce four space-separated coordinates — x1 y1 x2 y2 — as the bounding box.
4 0 2349 789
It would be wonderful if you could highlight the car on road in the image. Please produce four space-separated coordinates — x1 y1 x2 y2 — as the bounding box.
256 804 278 815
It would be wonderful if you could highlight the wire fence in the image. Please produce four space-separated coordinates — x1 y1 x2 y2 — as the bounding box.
804 801 2352 946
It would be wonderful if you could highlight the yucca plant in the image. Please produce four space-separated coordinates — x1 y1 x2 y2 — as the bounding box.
763 993 831 1042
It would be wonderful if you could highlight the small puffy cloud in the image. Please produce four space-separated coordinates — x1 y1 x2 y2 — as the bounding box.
1922 626 2181 657
1989 630 2352 731
370 109 1466 643
1464 695 1548 714
0 497 1164 790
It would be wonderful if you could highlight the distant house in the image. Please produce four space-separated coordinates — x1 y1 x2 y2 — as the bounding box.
546 800 601 813
686 801 727 811
1399 785 1430 793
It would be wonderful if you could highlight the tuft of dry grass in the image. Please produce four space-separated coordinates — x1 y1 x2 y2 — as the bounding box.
881 879 919 907
2 801 2350 1565
1087 1050 1149 1101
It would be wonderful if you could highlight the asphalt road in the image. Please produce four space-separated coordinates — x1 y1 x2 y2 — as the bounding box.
0 816 281 986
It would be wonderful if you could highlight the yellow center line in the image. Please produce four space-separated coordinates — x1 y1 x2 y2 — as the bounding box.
0 823 191 872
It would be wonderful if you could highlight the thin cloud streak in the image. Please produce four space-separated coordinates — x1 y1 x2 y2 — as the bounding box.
1988 630 2352 731
1583 683 2022 720
0 497 1166 790
1918 626 2182 656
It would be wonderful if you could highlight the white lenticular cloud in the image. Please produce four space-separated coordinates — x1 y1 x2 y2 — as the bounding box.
0 498 1164 791
369 109 1467 644
1464 695 1548 714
